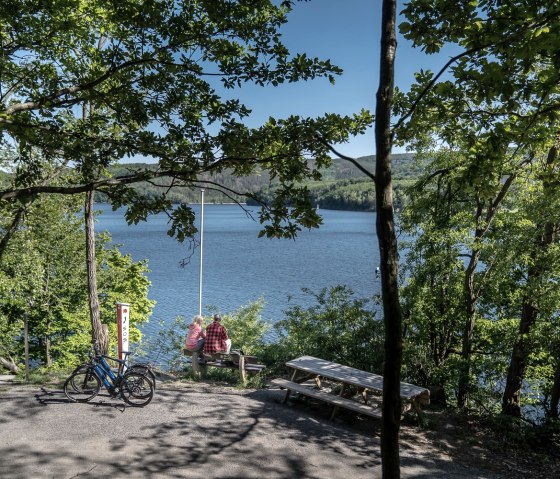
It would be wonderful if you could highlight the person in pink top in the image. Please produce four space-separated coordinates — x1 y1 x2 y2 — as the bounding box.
185 315 206 354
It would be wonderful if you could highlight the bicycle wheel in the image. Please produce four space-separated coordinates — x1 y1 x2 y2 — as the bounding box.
64 366 92 393
64 368 101 402
128 364 156 391
120 371 154 407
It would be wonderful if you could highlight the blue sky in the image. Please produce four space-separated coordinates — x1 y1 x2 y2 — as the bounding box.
231 0 458 158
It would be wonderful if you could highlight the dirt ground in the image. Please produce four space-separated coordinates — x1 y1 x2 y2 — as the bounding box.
0 375 558 478
276 382 560 479
398 407 560 479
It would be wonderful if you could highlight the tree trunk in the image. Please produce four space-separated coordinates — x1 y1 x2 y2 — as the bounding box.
457 245 481 408
503 145 558 416
85 190 108 353
502 300 538 416
456 162 521 409
548 362 560 419
375 1 401 478
45 334 52 367
0 356 18 373
457 172 518 409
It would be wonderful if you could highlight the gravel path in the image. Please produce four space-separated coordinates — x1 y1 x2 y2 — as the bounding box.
0 378 503 478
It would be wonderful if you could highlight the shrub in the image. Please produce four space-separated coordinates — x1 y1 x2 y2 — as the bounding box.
271 285 384 373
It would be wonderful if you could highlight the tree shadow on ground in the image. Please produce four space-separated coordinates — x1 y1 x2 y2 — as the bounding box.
248 387 486 479
0 382 504 478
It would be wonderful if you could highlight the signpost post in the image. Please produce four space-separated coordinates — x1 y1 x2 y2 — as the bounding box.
116 302 130 362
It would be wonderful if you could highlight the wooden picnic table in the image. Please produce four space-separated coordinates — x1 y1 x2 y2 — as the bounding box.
272 355 430 420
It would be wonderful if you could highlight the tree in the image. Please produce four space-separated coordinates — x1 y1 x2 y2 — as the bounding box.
399 151 469 399
0 0 372 243
0 195 85 368
374 1 403 477
501 144 560 416
85 189 108 353
316 1 407 475
397 0 560 411
0 194 154 370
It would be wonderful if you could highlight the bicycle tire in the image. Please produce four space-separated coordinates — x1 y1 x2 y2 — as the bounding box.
65 366 93 392
120 371 154 407
128 364 157 390
64 368 101 402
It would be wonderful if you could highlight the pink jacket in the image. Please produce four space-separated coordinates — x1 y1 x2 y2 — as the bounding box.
185 323 204 350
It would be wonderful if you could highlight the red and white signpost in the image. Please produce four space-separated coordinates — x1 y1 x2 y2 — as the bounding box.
116 302 130 362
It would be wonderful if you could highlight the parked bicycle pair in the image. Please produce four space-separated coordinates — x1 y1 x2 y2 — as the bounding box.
64 343 155 407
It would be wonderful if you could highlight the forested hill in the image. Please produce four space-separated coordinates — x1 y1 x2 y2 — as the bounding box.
97 153 417 212
322 153 419 180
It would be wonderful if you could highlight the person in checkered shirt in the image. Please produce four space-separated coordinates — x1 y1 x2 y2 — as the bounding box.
203 314 231 355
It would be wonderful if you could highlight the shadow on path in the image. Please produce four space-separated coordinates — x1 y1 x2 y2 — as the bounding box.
0 381 500 478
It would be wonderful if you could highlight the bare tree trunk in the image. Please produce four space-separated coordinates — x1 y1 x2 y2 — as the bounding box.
0 356 18 373
24 313 29 381
85 190 108 353
376 1 401 477
45 335 52 367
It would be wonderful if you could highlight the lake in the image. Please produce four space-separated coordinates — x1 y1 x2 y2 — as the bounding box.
97 203 381 342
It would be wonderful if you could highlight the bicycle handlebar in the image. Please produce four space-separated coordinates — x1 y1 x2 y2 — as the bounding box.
90 341 135 369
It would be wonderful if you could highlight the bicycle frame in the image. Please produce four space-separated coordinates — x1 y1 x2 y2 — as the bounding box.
93 355 119 389
70 342 155 395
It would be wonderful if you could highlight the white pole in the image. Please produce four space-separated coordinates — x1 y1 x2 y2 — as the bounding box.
198 189 205 316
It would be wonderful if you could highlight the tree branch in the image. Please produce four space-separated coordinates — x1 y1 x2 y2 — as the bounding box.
0 170 167 201
4 56 160 115
393 45 488 134
0 205 26 259
314 134 376 182
393 8 560 135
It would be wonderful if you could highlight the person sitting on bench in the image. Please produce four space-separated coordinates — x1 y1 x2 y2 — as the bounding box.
185 315 206 359
203 314 231 356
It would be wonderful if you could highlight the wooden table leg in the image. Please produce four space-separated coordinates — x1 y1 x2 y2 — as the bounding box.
313 375 322 389
191 351 206 379
282 369 298 404
330 383 348 420
359 387 368 404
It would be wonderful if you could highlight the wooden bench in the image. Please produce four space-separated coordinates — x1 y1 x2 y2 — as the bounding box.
271 378 382 419
184 349 266 384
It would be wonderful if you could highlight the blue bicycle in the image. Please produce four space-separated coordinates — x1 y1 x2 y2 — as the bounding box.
64 345 154 407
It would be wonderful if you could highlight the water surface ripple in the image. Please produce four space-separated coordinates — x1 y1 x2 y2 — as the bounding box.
97 204 381 340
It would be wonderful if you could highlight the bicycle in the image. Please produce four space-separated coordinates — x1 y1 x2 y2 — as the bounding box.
89 342 157 389
96 343 157 390
64 345 154 407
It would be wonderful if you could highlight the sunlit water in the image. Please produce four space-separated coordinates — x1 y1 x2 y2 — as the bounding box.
97 204 381 355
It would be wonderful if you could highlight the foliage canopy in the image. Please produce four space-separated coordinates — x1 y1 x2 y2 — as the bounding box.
0 0 372 241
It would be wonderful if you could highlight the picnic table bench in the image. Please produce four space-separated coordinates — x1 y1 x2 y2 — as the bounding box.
184 349 266 384
272 355 430 421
